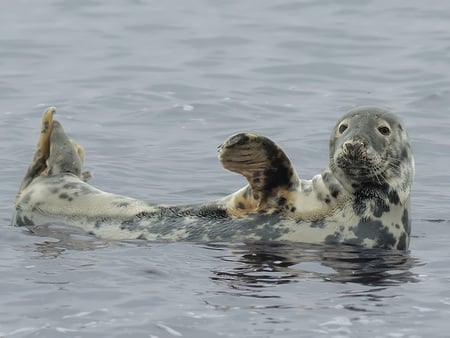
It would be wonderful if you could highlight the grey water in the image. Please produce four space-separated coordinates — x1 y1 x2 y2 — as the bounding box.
1 0 450 337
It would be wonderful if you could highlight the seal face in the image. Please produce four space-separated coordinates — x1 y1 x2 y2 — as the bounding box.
330 107 414 203
13 106 414 249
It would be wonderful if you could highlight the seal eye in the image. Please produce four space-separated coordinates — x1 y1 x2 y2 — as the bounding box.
378 126 391 136
338 123 348 134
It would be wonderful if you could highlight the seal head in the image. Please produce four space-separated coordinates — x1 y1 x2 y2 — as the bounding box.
330 106 414 205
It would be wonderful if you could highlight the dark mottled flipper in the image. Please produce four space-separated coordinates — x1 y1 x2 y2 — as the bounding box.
16 107 56 202
219 133 299 212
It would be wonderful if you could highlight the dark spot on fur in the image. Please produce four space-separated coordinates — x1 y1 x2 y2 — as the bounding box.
353 200 366 216
324 197 331 204
120 220 145 232
31 202 43 212
134 205 229 220
277 197 287 206
234 133 250 145
325 231 341 244
253 171 261 184
20 192 32 205
198 207 229 219
353 217 396 249
50 187 59 194
63 183 78 189
237 202 245 209
396 232 407 250
261 138 294 191
310 220 326 229
330 185 340 198
290 206 296 212
356 185 389 201
388 190 400 205
59 193 73 202
373 200 390 217
402 209 410 235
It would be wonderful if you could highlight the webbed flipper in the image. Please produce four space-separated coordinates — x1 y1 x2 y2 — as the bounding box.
16 108 91 204
16 107 56 202
219 133 300 214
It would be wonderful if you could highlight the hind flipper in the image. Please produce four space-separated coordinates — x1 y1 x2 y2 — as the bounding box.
46 120 83 177
16 108 92 203
16 107 56 202
70 139 92 182
219 133 300 214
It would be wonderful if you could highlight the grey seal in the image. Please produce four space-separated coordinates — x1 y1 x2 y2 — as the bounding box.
13 106 414 249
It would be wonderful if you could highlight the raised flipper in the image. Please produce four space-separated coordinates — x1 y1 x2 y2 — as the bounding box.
46 120 83 176
16 108 91 203
16 107 56 202
48 120 92 181
219 133 300 215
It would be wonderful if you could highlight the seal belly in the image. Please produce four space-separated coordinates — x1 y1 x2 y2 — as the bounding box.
14 174 160 226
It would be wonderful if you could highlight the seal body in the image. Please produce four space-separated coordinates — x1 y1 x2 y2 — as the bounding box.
13 106 414 249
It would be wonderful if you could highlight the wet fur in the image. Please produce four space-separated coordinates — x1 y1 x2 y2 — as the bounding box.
13 107 414 249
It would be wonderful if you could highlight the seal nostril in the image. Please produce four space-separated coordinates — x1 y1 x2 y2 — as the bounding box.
343 140 366 157
344 142 354 152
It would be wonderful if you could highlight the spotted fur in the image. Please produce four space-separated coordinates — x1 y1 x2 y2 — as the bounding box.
13 106 414 249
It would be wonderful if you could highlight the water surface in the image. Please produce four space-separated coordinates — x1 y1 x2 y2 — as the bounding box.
1 0 450 337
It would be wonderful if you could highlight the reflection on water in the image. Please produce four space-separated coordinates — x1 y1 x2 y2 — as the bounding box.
23 224 110 258
25 225 420 288
207 242 420 289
